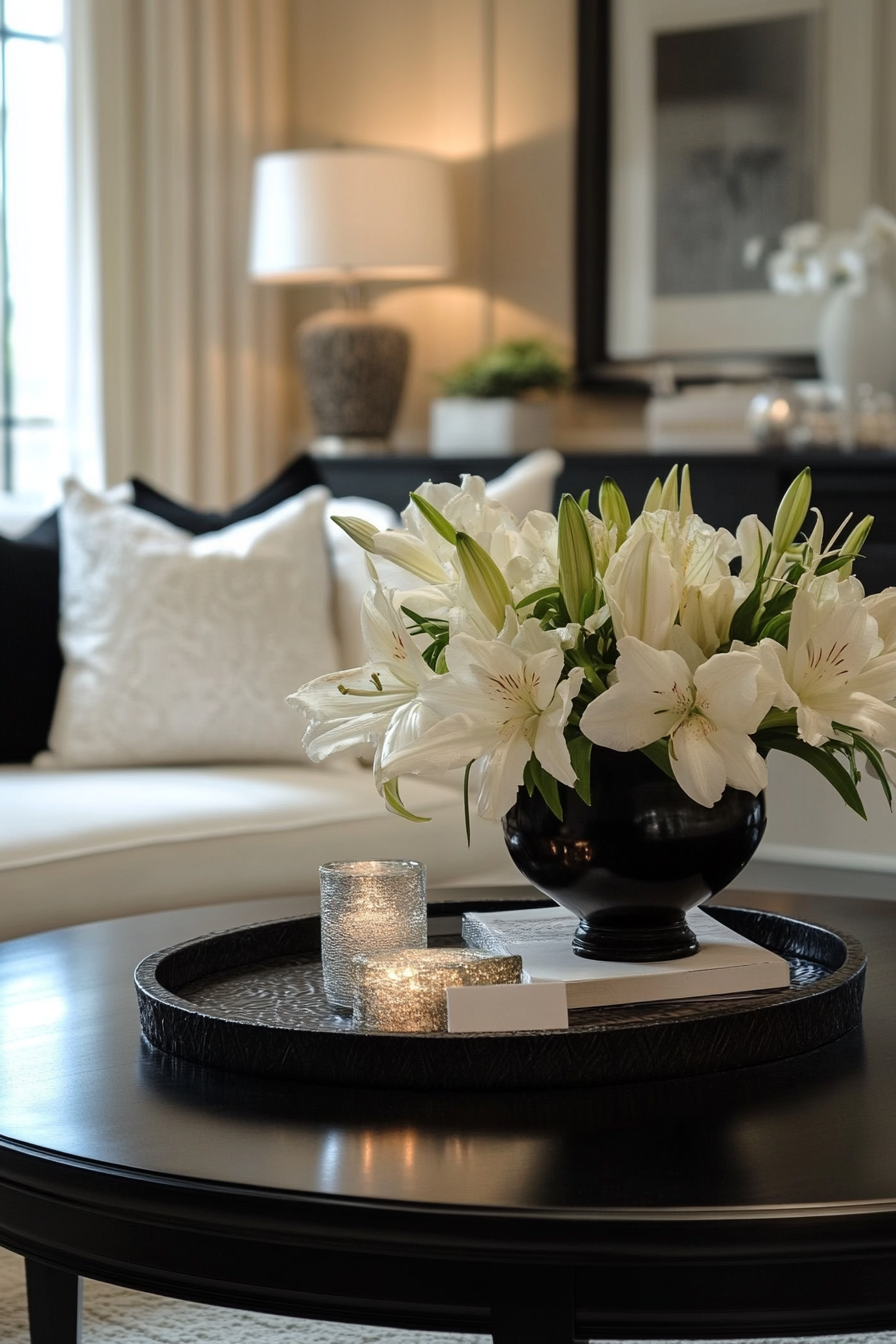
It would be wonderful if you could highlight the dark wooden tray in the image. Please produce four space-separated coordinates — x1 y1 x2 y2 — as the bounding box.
134 900 866 1091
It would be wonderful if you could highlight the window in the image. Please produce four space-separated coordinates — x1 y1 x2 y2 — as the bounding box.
0 0 66 494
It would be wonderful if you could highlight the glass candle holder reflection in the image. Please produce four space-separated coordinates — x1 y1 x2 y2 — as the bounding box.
319 860 427 1012
352 947 523 1033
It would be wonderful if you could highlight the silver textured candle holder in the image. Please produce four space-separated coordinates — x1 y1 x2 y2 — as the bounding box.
351 947 523 1033
319 859 427 1011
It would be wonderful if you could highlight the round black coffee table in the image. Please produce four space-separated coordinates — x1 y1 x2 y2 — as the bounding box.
2 888 896 1344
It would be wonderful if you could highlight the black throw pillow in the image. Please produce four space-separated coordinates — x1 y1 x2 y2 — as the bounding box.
129 454 323 535
0 454 323 763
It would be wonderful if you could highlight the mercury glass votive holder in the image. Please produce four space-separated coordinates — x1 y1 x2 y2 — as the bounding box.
351 947 523 1033
319 859 427 1012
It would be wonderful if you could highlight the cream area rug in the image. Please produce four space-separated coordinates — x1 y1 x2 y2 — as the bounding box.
4 1247 896 1344
0 1247 486 1343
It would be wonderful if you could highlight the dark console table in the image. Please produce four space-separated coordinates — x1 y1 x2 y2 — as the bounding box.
318 450 896 591
2 888 896 1343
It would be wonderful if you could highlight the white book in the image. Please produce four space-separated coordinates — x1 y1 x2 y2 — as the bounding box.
461 906 790 1011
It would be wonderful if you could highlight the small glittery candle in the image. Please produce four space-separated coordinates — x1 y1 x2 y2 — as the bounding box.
319 860 427 1012
351 947 523 1033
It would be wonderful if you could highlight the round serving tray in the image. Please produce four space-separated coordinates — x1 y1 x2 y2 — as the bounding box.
135 900 866 1091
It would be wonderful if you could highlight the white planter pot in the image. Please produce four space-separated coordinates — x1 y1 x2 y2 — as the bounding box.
817 272 896 402
429 397 553 457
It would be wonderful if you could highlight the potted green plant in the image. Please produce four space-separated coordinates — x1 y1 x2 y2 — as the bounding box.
430 339 567 456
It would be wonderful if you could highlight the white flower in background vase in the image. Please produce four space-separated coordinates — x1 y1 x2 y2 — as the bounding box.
758 207 896 404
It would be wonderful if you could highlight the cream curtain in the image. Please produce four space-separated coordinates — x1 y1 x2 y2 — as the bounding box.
71 0 297 505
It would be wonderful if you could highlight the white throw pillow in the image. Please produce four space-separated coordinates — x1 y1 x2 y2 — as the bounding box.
46 482 339 767
483 448 564 517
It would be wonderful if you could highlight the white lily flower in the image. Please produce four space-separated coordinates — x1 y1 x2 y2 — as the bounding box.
737 514 773 588
287 584 433 761
782 220 825 253
767 248 814 295
579 637 775 808
378 617 584 821
770 575 896 747
680 575 748 658
602 530 682 649
584 510 619 577
864 588 896 653
630 509 737 586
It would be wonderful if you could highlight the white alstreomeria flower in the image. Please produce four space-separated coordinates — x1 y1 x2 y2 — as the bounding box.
579 637 778 808
378 615 585 821
767 576 896 748
287 582 433 763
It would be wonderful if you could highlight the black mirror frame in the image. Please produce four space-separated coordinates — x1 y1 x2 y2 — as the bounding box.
574 0 819 392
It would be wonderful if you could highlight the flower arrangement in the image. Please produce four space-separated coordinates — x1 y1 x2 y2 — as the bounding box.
750 206 896 297
439 338 567 399
290 467 896 829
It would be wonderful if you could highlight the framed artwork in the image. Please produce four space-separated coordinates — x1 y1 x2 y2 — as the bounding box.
576 0 878 388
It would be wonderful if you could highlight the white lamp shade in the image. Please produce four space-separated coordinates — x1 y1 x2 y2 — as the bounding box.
248 148 455 284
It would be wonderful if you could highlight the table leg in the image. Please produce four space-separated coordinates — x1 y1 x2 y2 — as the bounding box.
490 1265 576 1344
25 1259 83 1344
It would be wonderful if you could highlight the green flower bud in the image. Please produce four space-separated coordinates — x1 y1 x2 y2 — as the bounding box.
598 477 631 539
410 492 458 544
659 464 679 512
456 532 514 630
679 463 693 519
331 515 379 551
772 468 812 555
839 513 874 578
558 493 597 621
643 477 663 512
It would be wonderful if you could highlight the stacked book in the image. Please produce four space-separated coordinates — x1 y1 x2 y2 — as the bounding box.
461 905 790 1011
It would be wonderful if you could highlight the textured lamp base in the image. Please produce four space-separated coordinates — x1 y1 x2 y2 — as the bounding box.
310 435 392 458
298 309 409 449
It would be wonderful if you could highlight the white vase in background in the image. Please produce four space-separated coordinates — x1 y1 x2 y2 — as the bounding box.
429 397 553 457
816 270 896 403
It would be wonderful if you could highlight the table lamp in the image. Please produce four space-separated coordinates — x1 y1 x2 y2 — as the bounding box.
248 147 455 457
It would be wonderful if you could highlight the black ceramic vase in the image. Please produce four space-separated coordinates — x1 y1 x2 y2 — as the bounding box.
502 745 766 962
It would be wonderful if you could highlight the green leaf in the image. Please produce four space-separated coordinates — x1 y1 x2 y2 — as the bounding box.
568 734 593 804
728 545 771 643
836 727 893 810
516 585 561 610
758 612 792 645
401 606 449 637
756 733 867 819
815 552 860 577
757 708 798 732
523 757 537 797
578 488 591 512
527 755 564 820
639 738 675 780
382 778 432 823
409 492 458 544
463 760 474 846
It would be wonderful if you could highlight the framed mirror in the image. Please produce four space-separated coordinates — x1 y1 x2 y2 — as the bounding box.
576 0 877 388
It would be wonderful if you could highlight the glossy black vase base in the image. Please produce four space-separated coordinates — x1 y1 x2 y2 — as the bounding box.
503 745 766 964
572 910 700 962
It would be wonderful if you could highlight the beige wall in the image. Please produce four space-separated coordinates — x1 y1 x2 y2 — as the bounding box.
286 0 644 453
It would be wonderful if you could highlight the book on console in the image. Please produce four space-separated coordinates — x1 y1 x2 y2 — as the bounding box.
461 906 790 1010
